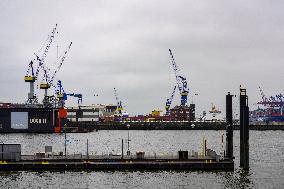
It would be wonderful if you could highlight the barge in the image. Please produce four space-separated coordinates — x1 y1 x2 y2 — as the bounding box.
0 159 234 171
0 145 234 171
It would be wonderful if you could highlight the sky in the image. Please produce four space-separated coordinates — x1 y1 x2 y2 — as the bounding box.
0 0 284 116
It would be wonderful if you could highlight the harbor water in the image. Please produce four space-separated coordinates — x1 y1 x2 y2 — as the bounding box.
0 130 283 188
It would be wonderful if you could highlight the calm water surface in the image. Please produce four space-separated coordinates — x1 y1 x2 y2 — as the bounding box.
0 130 283 189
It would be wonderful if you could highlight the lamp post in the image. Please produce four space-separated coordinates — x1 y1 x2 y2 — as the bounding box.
86 139 89 160
126 124 131 156
94 94 100 121
64 129 67 158
121 139 124 159
191 93 198 104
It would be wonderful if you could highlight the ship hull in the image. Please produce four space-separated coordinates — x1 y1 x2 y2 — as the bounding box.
0 108 57 133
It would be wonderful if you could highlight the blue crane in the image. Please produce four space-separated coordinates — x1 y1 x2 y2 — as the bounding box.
66 93 83 106
114 88 123 115
56 80 82 107
169 49 189 106
165 86 176 115
56 80 68 107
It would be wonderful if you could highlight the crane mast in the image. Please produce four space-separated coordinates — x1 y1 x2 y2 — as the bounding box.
169 49 189 106
56 80 67 108
24 61 38 105
165 86 176 115
114 88 123 115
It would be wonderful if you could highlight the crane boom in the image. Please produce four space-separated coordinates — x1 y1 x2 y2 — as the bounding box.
35 24 58 78
49 42 73 85
40 41 72 91
169 49 189 106
258 86 267 103
257 87 284 107
66 93 83 105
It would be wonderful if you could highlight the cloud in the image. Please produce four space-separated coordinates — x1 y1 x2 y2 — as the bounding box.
0 0 284 115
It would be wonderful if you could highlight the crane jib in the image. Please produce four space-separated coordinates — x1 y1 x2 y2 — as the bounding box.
168 49 189 106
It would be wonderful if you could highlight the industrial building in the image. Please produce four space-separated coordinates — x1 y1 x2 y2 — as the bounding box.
66 104 117 122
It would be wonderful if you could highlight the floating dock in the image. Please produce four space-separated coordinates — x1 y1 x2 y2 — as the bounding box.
0 143 233 171
0 154 234 171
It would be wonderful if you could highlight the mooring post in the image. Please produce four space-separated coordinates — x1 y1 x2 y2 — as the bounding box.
240 86 249 169
244 104 249 169
226 92 233 160
240 87 245 166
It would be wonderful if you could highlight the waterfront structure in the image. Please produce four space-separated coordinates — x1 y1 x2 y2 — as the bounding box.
170 104 195 121
66 104 117 122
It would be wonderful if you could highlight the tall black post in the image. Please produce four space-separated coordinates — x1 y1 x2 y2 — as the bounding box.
244 105 249 169
225 92 233 160
240 87 249 169
240 88 246 166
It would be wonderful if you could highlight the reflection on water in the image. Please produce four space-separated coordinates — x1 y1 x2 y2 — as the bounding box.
0 130 283 188
222 169 254 189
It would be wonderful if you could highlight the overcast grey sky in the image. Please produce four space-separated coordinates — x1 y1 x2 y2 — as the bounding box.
0 0 284 116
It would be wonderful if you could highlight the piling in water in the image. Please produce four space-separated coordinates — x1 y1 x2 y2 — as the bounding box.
225 92 233 160
239 87 249 169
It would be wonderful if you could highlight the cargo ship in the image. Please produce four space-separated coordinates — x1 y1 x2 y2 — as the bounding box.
250 87 284 124
249 106 284 123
